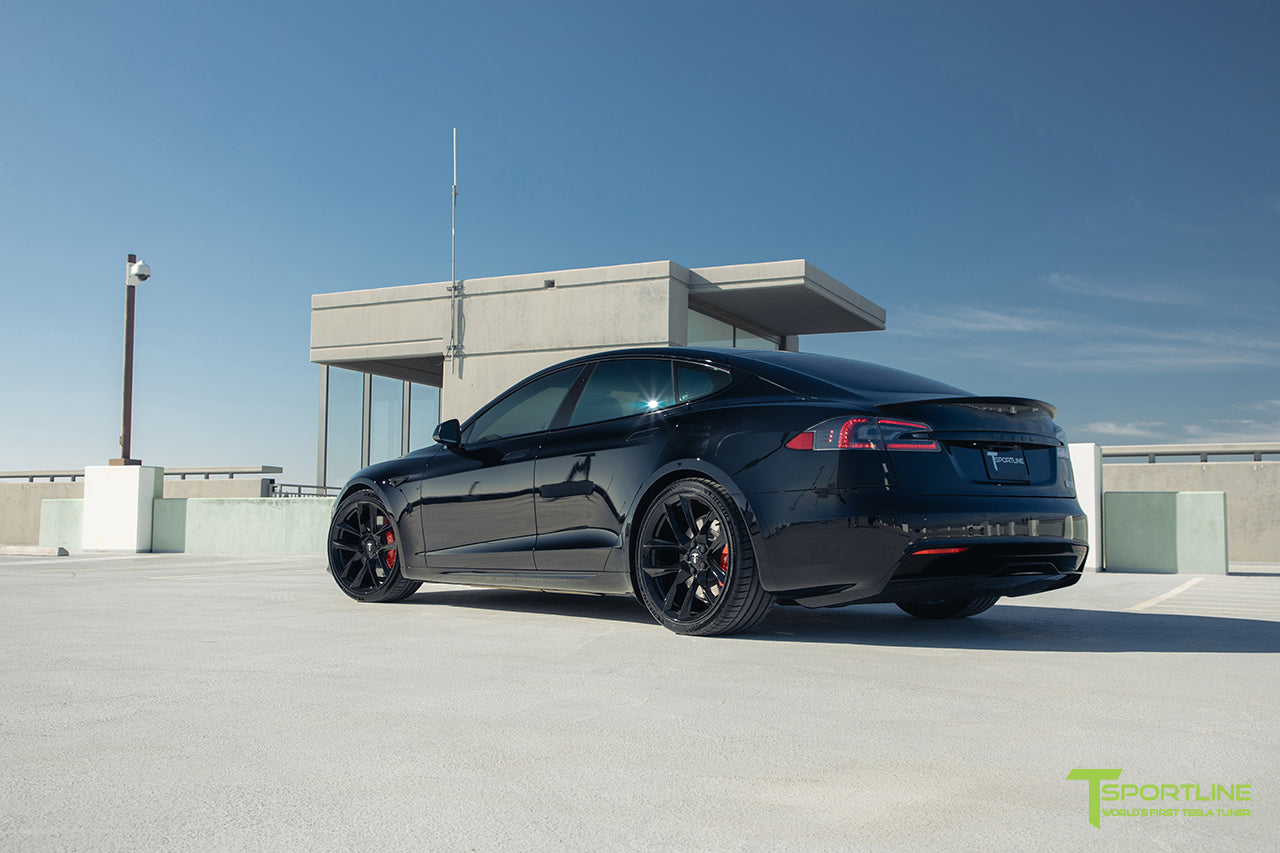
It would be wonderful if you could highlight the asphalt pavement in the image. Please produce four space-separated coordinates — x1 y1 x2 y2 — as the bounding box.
1 553 1276 851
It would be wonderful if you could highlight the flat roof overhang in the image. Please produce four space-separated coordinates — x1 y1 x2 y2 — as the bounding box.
321 355 446 386
687 260 885 335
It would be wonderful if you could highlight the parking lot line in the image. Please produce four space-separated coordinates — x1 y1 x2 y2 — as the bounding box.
148 569 321 580
1128 577 1204 612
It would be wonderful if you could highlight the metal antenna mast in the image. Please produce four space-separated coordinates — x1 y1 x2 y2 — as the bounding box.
447 128 460 373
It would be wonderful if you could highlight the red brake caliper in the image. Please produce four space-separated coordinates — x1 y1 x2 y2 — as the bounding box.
384 530 397 570
717 545 728 588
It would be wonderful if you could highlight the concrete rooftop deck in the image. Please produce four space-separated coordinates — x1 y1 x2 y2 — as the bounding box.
2 554 1276 850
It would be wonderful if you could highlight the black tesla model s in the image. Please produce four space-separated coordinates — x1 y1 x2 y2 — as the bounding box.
326 347 1088 635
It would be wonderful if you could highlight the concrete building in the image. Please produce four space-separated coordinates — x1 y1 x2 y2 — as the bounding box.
309 259 885 488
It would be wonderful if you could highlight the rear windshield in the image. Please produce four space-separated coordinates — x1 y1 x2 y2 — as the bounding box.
746 351 971 397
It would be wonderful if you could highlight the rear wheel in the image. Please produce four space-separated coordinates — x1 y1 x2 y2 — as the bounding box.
328 491 421 603
896 597 999 619
633 479 774 636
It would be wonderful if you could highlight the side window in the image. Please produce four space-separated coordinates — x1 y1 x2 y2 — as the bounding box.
464 367 580 443
676 363 732 402
568 359 675 427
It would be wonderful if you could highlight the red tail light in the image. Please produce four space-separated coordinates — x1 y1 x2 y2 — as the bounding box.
912 547 969 556
786 416 939 452
876 418 940 452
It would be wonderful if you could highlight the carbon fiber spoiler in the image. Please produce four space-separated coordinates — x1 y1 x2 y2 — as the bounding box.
877 396 1057 420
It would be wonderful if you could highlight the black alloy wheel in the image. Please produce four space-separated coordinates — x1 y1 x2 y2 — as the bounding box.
634 479 774 636
896 597 999 619
328 491 421 603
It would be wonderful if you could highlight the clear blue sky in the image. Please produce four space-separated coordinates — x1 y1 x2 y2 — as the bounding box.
3 0 1277 482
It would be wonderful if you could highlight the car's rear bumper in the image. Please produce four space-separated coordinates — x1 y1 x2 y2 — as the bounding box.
790 540 1086 608
746 488 1088 604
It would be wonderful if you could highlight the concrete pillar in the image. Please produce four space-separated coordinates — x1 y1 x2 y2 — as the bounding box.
1101 491 1228 573
81 465 164 552
1068 443 1102 571
1176 491 1229 574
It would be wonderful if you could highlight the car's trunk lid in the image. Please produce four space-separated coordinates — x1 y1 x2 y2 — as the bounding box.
876 396 1072 496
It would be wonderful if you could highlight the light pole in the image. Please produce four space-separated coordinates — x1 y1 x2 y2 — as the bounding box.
111 253 152 466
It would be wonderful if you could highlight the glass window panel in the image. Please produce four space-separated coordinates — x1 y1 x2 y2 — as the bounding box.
570 359 676 426
675 363 732 402
465 367 581 443
733 328 780 350
370 375 403 463
409 383 441 451
325 368 363 488
687 310 733 348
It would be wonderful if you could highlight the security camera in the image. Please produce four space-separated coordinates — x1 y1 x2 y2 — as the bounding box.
128 262 152 283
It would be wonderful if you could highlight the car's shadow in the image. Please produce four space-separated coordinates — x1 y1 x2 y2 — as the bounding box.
400 588 1280 653
752 603 1280 653
401 587 655 626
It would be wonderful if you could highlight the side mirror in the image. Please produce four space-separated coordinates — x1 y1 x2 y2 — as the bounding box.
433 418 462 447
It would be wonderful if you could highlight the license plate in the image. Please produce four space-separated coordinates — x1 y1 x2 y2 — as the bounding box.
982 447 1031 481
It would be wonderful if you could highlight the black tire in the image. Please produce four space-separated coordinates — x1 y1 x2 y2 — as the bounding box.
633 478 774 636
896 597 999 619
327 490 422 603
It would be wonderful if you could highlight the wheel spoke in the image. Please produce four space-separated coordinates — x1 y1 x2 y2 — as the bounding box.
678 580 696 620
664 502 690 545
680 496 700 535
339 552 361 580
331 539 360 553
640 562 679 578
711 566 728 588
662 569 689 610
334 520 361 538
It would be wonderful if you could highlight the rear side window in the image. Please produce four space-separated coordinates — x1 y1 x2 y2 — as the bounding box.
676 363 731 402
465 367 581 442
569 359 675 427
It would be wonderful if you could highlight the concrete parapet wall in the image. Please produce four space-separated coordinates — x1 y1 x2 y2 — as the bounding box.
1102 491 1228 573
162 478 274 499
152 497 334 554
1103 461 1278 562
1 482 85 545
2 478 276 545
39 499 84 551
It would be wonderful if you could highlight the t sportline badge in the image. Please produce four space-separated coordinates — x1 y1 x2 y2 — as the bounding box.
982 447 1030 481
1068 769 1253 828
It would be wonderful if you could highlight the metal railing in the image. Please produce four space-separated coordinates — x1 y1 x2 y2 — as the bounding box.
0 465 283 483
1101 442 1280 463
0 470 87 483
166 466 283 480
271 483 341 498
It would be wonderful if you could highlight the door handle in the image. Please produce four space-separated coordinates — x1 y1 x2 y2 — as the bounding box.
503 449 531 462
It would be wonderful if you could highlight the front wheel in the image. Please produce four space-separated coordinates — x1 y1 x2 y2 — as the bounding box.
633 479 774 636
328 491 421 603
896 597 999 619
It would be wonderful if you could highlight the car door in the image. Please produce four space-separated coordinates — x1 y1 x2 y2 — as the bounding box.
420 366 583 571
532 358 688 573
